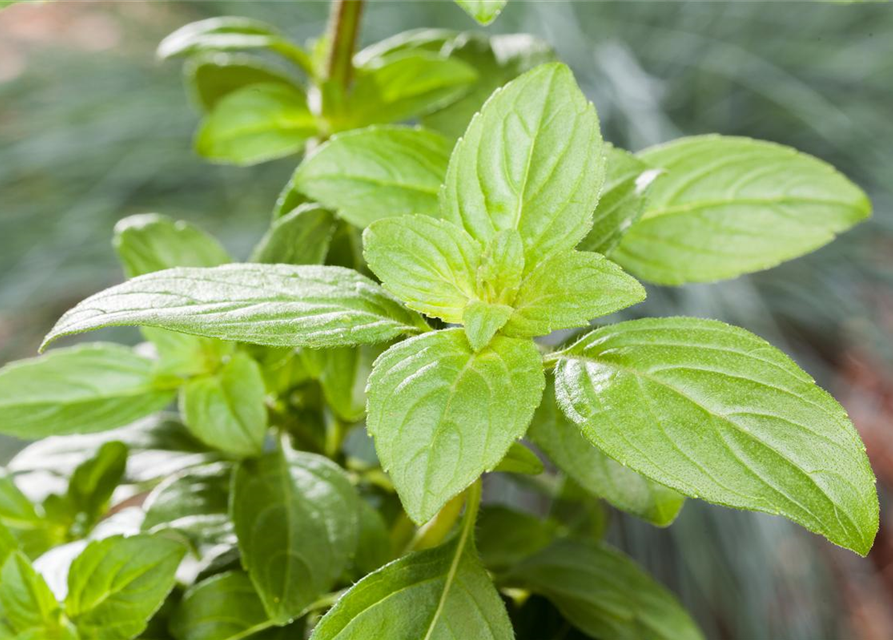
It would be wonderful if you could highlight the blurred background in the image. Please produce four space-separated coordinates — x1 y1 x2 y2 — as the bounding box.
1 1 891 638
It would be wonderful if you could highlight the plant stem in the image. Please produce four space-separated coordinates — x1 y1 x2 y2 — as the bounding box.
325 0 364 88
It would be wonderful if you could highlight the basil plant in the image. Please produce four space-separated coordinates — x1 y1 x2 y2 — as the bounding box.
0 2 878 639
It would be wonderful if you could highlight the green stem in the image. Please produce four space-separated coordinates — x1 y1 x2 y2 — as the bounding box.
325 0 364 88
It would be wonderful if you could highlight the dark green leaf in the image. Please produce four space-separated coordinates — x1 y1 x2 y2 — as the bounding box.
65 534 186 640
351 499 391 577
493 441 543 475
66 441 128 532
181 352 268 458
185 52 300 112
250 204 335 266
0 344 176 438
196 83 317 166
367 329 545 523
170 571 270 640
286 126 451 228
553 317 878 554
232 447 359 623
506 540 703 640
302 345 383 423
529 381 684 527
477 506 554 570
43 265 428 351
613 136 872 284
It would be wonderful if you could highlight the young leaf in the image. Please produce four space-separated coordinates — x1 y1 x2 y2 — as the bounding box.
284 126 452 228
232 447 359 623
0 344 176 438
66 441 128 532
493 441 544 475
553 317 879 554
181 352 268 458
113 213 230 279
363 215 481 323
423 33 556 139
311 485 513 640
0 551 61 634
476 230 525 304
529 381 684 527
579 145 660 256
170 571 271 640
506 540 704 640
367 329 545 523
185 52 300 112
250 204 335 266
43 264 428 351
441 63 605 267
65 534 186 640
454 0 507 25
463 300 513 351
502 250 645 338
196 83 317 166
335 52 477 130
612 136 872 284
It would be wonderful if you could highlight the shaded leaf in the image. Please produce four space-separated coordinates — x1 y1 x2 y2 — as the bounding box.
250 204 335 266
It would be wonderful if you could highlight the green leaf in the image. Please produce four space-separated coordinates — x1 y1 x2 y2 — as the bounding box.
66 441 128 532
142 463 231 547
553 317 879 554
423 33 556 139
196 83 317 166
0 344 176 438
579 145 660 256
185 52 299 112
113 213 230 280
232 447 359 623
476 506 554 570
285 126 452 228
0 471 41 533
493 441 543 475
441 62 605 267
506 540 703 640
0 522 16 567
529 381 684 527
65 534 186 640
170 571 271 640
475 230 525 305
334 52 477 130
302 345 383 423
364 215 481 323
454 0 507 25
0 551 61 634
354 29 457 66
463 300 513 351
43 264 428 351
612 135 872 284
310 485 513 640
351 500 391 577
367 329 545 523
250 204 335 266
502 250 645 338
181 352 268 458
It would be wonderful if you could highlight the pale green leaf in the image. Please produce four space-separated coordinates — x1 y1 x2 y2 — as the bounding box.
185 52 300 112
285 126 452 228
553 317 878 554
579 145 660 256
170 571 270 640
454 0 507 25
367 329 545 523
0 471 41 532
354 29 457 67
492 441 543 475
529 381 684 527
507 540 704 640
613 136 872 284
232 447 359 623
113 213 230 279
0 344 176 438
43 264 428 351
311 487 512 640
503 250 645 338
334 52 477 130
441 62 605 267
463 300 513 351
0 522 16 567
65 534 186 640
250 204 335 266
0 551 61 634
363 215 481 323
196 83 317 166
475 229 525 306
181 352 268 458
423 33 556 139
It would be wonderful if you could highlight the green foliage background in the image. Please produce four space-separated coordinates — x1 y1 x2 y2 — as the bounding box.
1 2 891 639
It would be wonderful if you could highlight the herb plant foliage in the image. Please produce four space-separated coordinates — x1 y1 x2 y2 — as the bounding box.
0 1 878 638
